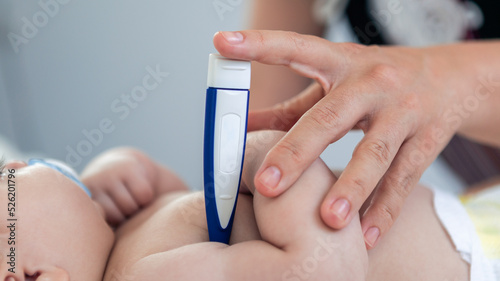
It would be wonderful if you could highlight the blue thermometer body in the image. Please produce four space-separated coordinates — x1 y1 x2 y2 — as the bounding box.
204 54 251 244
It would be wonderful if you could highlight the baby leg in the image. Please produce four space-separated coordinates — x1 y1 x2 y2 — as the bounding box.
127 130 369 281
241 130 369 280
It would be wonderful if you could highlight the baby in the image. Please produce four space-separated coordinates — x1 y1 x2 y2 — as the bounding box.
0 160 114 280
85 130 479 280
1 130 497 280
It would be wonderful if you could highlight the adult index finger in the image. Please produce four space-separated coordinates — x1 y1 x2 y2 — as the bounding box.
213 30 356 92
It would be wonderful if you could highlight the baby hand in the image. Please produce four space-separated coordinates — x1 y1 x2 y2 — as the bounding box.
81 148 158 226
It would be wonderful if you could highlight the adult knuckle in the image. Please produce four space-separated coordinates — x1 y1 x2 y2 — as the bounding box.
255 30 265 44
368 64 400 88
288 31 307 49
401 92 422 112
346 177 370 198
338 43 366 66
253 31 267 60
359 45 383 62
308 104 342 131
363 138 392 168
401 172 419 195
377 204 399 226
385 171 417 199
286 31 309 65
341 42 366 54
365 44 383 54
274 138 304 164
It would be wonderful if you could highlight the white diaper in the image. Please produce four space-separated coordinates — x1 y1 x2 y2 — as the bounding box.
432 187 500 281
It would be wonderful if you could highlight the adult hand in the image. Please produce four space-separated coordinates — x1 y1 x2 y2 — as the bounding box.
213 30 466 248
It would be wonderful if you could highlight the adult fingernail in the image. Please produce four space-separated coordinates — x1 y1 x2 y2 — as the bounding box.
258 166 281 190
219 31 244 44
364 227 380 248
330 198 350 221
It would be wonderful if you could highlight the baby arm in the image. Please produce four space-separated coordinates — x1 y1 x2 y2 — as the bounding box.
81 147 188 225
127 131 368 281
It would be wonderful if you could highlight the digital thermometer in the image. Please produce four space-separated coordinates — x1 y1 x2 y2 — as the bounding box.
203 53 251 244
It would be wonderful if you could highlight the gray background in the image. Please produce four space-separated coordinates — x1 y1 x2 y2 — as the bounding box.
0 0 464 191
0 0 251 189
